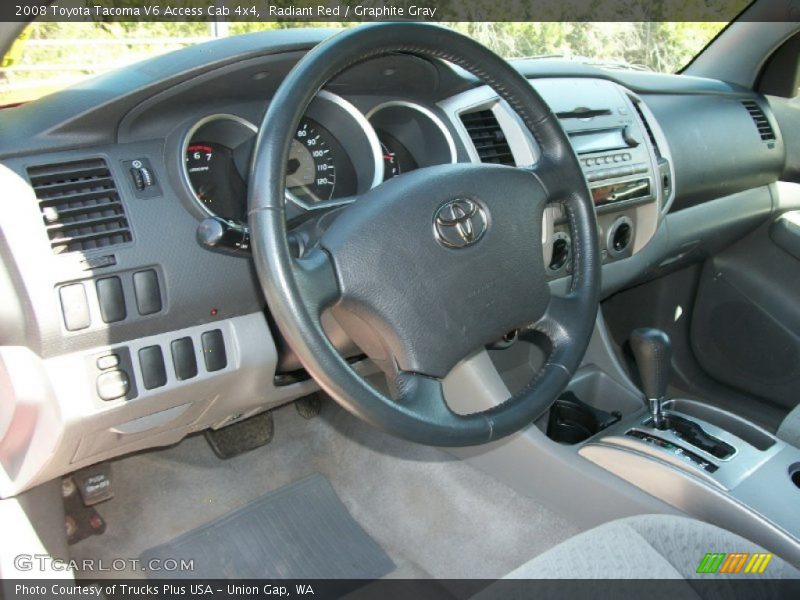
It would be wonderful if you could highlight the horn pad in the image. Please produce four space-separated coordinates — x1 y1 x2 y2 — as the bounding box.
321 163 550 378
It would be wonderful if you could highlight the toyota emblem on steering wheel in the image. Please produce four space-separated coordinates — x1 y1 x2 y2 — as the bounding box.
433 198 488 249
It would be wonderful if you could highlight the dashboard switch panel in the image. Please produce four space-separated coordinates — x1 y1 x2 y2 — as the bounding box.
96 276 126 323
139 345 167 390
132 269 162 316
201 329 227 372
59 283 91 331
171 337 198 381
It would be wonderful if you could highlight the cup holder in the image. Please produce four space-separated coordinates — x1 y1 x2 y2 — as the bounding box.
546 391 622 444
790 463 800 489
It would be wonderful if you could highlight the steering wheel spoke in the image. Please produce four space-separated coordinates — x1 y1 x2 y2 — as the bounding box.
292 247 341 320
530 293 578 346
395 371 450 419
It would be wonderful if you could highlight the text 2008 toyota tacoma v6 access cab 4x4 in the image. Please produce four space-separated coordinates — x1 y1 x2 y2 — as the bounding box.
1 1 800 595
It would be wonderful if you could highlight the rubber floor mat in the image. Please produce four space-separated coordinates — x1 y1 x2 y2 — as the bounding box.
140 474 395 579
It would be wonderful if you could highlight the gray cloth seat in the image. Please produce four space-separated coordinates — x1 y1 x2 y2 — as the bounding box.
503 514 798 580
473 515 799 599
777 404 800 447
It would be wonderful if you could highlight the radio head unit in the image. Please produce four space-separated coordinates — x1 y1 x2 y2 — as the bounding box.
531 78 659 209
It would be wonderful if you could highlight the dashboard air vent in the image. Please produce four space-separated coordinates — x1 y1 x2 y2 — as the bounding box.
741 100 776 142
460 109 515 166
630 99 661 159
27 158 131 254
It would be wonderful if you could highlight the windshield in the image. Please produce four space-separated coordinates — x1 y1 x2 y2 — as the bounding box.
1 20 737 106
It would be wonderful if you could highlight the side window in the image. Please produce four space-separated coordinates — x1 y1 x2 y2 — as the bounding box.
759 32 800 99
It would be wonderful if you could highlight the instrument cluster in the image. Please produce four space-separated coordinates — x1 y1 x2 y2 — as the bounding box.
181 92 457 226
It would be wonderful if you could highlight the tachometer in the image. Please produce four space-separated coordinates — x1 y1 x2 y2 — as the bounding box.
185 141 247 223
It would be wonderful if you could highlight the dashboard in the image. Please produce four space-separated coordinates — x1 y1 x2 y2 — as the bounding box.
0 28 789 497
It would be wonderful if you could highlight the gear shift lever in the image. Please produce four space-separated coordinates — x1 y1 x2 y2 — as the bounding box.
630 328 672 429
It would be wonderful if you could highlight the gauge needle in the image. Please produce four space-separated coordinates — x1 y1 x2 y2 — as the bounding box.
286 158 300 176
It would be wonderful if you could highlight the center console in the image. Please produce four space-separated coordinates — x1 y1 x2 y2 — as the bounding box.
451 316 800 567
580 399 800 564
564 326 800 565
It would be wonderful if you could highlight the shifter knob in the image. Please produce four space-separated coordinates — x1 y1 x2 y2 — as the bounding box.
630 328 672 428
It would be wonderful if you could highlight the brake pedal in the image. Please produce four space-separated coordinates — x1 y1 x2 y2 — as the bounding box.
204 410 274 459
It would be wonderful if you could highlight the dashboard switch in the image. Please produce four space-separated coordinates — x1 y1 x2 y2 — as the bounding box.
121 158 161 199
201 329 227 372
139 345 167 390
96 354 119 371
96 370 130 401
96 276 126 323
59 283 91 331
171 337 198 381
132 269 162 315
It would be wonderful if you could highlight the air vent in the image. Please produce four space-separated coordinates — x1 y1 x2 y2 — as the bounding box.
630 99 661 159
741 100 776 142
27 158 131 254
460 109 515 166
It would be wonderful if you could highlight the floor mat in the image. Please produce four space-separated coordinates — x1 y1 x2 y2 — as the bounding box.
140 473 395 579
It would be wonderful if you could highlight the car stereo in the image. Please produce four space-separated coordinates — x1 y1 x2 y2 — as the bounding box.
532 79 658 209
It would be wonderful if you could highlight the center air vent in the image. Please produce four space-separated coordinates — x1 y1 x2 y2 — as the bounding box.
630 98 661 159
741 100 776 142
27 158 131 254
460 109 515 166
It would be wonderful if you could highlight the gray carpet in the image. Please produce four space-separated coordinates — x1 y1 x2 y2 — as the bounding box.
141 474 394 579
71 399 578 579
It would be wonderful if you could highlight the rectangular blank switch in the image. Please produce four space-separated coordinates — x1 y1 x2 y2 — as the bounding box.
138 345 167 390
133 269 162 315
59 283 90 331
171 337 198 381
96 276 126 323
201 329 227 372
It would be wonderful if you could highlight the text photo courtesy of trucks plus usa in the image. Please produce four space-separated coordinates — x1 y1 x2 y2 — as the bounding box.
2 1 800 599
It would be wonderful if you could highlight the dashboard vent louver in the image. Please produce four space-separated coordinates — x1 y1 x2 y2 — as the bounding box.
460 109 515 166
27 158 131 254
741 100 776 142
630 99 661 159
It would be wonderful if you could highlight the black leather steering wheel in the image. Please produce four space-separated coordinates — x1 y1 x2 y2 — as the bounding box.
249 23 600 447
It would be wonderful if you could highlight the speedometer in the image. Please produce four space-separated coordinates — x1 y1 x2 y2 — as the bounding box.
287 117 356 205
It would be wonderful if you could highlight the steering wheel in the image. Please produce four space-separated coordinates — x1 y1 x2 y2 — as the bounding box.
249 23 600 447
